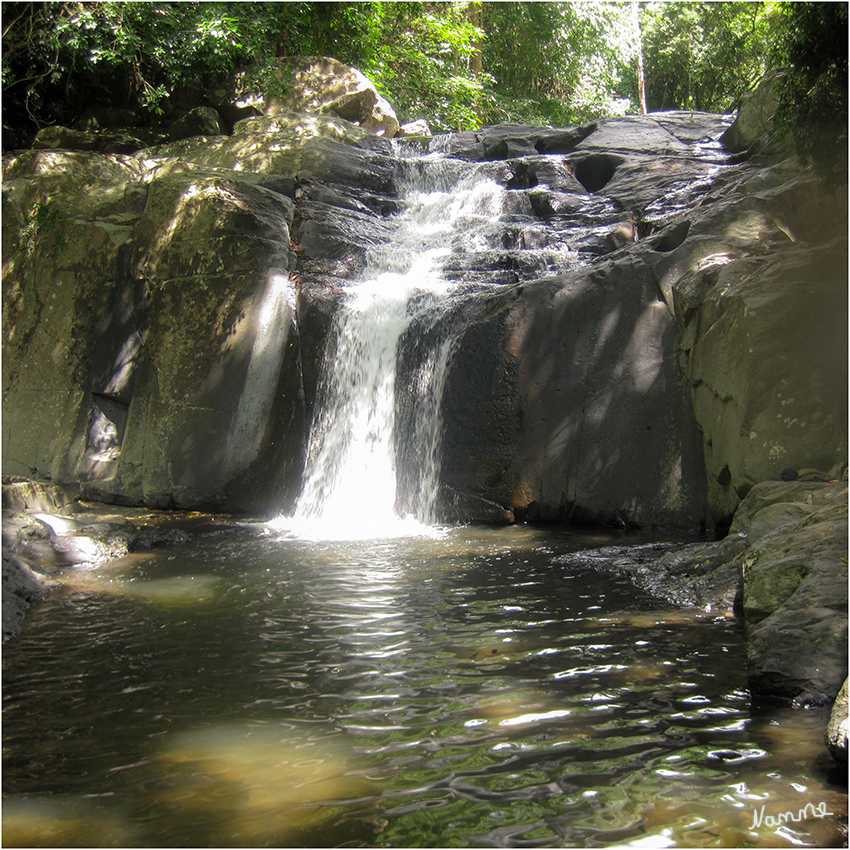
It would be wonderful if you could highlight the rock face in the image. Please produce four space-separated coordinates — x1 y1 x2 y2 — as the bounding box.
559 478 847 712
720 70 786 154
2 110 847 529
209 56 400 138
737 480 848 705
440 254 709 527
826 677 849 763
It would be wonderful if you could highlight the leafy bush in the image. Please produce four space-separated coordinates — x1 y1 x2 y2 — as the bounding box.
772 1 848 180
2 0 846 159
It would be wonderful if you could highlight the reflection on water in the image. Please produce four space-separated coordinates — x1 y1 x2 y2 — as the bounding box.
2 526 846 847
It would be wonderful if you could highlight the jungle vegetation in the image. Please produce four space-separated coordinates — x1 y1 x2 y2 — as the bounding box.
2 1 846 171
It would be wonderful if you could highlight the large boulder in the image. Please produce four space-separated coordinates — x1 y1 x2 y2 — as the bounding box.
437 255 709 528
667 167 848 522
826 678 848 762
167 106 227 141
2 114 402 515
32 124 164 154
210 57 399 138
721 69 786 154
737 481 848 704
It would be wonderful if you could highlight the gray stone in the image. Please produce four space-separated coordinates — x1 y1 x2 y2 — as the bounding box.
212 57 399 138
674 233 847 522
2 530 54 642
745 501 819 545
728 481 845 536
168 106 227 141
741 488 848 703
825 677 848 762
441 253 709 528
721 70 786 154
32 124 159 154
398 119 432 137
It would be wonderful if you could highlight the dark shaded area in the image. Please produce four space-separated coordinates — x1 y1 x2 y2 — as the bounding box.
773 1 848 182
651 219 690 252
572 154 623 193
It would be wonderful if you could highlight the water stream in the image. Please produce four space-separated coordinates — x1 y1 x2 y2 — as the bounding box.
3 144 846 847
283 154 512 539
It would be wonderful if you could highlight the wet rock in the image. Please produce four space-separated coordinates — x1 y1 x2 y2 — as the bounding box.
737 481 847 704
825 677 848 763
0 479 244 640
2 550 53 642
560 537 745 614
2 479 80 514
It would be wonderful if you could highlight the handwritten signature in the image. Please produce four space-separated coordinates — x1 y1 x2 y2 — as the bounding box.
750 801 835 830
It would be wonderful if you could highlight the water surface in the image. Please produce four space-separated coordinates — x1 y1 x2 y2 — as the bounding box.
3 525 846 847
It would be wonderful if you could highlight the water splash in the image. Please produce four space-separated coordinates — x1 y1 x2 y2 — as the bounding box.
272 159 505 540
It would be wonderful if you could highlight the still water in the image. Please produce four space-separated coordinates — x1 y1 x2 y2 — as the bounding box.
2 524 846 847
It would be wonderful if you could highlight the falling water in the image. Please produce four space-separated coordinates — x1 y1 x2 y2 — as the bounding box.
281 155 507 540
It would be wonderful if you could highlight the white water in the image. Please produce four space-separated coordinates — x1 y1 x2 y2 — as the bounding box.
274 157 505 540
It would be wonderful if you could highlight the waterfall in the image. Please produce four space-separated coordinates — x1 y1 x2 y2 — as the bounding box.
277 154 506 540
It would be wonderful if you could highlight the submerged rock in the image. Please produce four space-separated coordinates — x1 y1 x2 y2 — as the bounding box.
0 480 237 640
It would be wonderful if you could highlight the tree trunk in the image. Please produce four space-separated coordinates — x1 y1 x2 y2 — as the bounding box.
632 0 648 114
468 1 484 125
469 2 483 76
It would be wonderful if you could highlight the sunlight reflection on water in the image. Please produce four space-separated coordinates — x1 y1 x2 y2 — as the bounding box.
2 526 846 848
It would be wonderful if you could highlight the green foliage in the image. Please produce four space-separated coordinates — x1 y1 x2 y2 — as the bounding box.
638 2 781 112
1 2 380 134
360 3 488 132
771 1 848 181
480 2 636 126
1 0 846 154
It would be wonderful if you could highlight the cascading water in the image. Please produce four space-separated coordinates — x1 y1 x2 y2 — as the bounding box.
5 117 845 850
280 154 510 540
275 118 737 542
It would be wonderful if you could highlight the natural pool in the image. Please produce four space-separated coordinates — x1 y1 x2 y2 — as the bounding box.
2 524 847 847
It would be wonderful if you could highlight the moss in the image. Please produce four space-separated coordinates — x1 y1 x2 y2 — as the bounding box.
16 201 67 258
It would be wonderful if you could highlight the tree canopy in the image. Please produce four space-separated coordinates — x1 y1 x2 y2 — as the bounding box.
2 1 847 171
